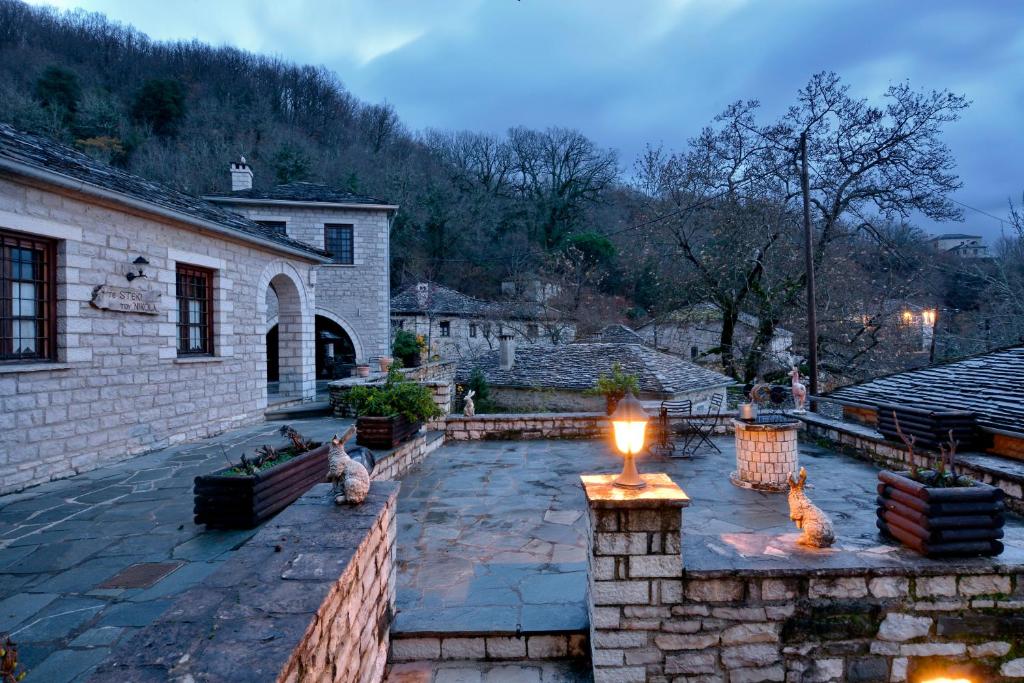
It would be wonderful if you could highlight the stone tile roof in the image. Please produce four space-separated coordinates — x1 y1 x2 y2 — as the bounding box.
457 342 734 396
827 344 1024 435
391 282 566 321
0 123 327 259
581 324 647 344
208 181 390 206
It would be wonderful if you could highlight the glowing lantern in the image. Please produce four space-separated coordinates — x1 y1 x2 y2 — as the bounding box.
611 391 648 489
922 308 937 326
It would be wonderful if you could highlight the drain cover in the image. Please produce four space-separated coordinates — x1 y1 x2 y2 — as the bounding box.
98 562 183 589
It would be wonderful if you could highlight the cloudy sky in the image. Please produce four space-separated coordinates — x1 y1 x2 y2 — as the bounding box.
27 0 1024 239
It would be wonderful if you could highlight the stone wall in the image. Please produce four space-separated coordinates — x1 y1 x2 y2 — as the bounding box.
488 386 726 417
328 361 456 419
370 431 444 482
582 473 1024 682
392 312 575 363
445 412 611 441
802 412 1024 512
218 202 392 362
91 481 399 682
0 178 320 494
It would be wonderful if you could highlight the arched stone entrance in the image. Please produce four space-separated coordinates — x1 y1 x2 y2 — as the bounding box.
257 262 314 404
316 315 356 379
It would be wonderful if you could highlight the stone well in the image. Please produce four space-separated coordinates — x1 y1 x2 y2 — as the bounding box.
730 417 800 492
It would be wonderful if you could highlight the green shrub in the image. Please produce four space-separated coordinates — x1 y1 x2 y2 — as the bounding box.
585 362 640 400
392 329 425 365
347 366 441 422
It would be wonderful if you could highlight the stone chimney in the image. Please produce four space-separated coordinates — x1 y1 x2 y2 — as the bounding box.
415 282 430 310
230 156 253 192
499 334 515 371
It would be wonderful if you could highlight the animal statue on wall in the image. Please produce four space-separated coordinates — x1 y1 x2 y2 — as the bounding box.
463 390 476 417
327 425 370 505
790 366 807 413
787 467 835 548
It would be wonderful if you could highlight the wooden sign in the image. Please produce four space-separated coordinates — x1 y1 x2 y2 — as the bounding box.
91 285 161 315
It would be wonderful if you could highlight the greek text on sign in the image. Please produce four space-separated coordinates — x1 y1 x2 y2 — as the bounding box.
91 285 161 315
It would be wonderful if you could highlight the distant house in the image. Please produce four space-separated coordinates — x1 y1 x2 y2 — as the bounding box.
457 335 733 413
580 324 648 345
827 344 1024 460
637 304 793 371
930 233 989 259
390 282 576 361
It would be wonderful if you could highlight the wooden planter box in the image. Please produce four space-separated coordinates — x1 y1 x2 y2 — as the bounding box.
357 414 422 449
876 470 1005 558
193 444 329 529
876 403 982 452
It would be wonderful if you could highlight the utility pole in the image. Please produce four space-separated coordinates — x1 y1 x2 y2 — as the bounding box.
799 132 819 406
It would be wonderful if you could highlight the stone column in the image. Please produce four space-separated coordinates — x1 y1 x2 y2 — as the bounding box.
581 473 690 683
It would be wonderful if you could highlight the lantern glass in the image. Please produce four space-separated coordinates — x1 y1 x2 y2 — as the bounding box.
613 419 646 455
609 391 648 488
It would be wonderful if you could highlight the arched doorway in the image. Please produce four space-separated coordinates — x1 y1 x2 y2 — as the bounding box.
316 315 356 379
259 265 314 403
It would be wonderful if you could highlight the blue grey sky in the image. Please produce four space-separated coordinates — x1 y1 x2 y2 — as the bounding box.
27 0 1024 239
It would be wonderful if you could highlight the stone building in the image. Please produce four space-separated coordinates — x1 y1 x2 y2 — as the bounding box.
390 281 576 361
456 335 733 413
205 165 395 384
638 303 794 372
930 232 989 258
0 124 391 494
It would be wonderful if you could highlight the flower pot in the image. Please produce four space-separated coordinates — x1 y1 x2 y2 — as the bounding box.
605 395 622 416
356 364 371 378
738 402 757 421
378 356 393 373
356 414 422 449
193 444 329 529
876 470 1005 557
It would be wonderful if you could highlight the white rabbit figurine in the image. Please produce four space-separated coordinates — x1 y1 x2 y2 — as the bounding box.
463 390 476 417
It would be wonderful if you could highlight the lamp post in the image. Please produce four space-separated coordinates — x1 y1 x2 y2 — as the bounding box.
611 391 649 489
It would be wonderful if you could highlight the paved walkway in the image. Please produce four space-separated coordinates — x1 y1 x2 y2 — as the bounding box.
0 416 350 683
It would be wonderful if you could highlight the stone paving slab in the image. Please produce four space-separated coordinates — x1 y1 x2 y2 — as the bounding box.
0 416 352 683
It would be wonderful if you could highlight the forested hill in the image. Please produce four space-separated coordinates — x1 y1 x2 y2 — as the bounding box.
0 0 629 298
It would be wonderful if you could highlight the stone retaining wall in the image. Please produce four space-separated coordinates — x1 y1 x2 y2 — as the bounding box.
444 412 611 441
90 481 399 683
801 412 1024 513
371 431 444 482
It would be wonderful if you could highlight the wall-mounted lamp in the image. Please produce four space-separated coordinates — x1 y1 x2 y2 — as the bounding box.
126 256 149 283
611 391 649 489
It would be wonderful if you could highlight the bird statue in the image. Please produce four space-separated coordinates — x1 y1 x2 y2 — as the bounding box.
463 389 476 417
327 426 370 505
790 366 807 413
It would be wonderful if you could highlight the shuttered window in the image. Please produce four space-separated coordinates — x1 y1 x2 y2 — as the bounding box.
1 229 56 362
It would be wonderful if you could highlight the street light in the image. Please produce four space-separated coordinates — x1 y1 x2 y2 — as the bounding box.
611 391 649 489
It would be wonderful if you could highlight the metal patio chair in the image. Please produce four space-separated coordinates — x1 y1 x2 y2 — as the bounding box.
648 400 692 458
681 393 724 454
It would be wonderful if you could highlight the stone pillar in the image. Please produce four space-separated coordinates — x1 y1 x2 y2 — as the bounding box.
581 473 690 683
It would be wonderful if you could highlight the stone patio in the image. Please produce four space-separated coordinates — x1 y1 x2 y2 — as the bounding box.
392 436 1024 639
0 416 350 683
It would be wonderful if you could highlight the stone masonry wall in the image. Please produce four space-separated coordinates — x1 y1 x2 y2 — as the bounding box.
445 412 611 441
221 202 392 362
583 474 1024 683
91 481 400 683
0 178 319 494
370 431 444 482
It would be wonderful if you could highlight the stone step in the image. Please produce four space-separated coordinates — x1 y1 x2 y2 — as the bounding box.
385 658 593 683
265 400 332 421
389 631 588 664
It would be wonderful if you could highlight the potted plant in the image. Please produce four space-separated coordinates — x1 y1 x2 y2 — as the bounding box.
393 329 426 368
585 362 641 415
355 363 371 378
876 412 1005 557
347 366 442 448
193 425 327 529
378 355 393 373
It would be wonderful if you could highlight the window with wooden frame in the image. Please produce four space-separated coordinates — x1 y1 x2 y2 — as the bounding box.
1 229 56 362
324 224 354 264
439 320 451 337
176 264 214 356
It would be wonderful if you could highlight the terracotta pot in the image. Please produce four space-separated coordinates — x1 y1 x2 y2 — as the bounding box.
356 364 371 378
378 356 393 373
606 395 622 416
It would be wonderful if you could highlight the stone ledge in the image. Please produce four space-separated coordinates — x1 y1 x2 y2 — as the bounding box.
88 481 399 682
582 473 691 510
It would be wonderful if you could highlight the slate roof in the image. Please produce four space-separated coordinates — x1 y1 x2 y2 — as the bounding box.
827 344 1024 435
581 324 648 345
0 123 327 259
391 282 567 321
456 342 734 396
206 181 390 207
931 233 982 240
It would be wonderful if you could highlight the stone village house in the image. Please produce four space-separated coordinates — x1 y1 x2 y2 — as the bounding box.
0 124 393 494
390 281 576 362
